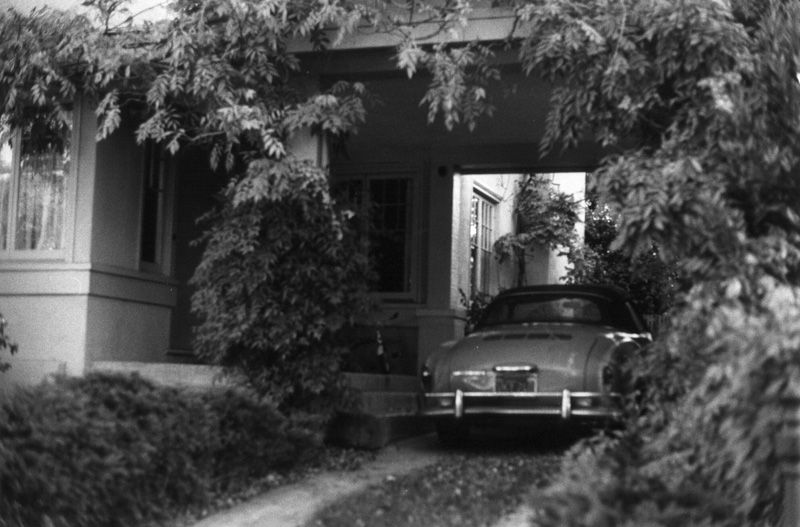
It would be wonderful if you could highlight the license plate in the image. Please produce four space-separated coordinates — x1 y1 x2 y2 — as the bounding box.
496 374 538 393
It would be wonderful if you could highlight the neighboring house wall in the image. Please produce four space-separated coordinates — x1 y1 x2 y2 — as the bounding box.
452 173 520 304
525 172 586 285
471 174 522 295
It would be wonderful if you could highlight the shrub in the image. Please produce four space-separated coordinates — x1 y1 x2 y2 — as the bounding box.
565 196 677 315
0 372 319 527
0 313 17 374
533 439 733 527
191 159 373 417
530 277 798 527
494 174 580 288
458 288 493 334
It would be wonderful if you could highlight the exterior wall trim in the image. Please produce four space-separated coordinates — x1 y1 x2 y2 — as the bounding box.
0 263 177 307
415 308 465 319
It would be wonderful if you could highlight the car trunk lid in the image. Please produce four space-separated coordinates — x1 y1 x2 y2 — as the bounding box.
446 324 613 392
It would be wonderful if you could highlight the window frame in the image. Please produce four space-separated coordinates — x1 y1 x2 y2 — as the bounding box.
332 165 420 301
0 118 77 261
138 140 175 275
469 187 498 297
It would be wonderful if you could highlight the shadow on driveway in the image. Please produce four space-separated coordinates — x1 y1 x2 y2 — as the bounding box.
436 425 591 456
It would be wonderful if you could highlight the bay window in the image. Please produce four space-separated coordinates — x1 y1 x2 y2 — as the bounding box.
139 140 172 273
0 116 72 253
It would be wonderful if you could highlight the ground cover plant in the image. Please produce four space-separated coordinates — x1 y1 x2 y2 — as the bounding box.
0 372 373 527
310 447 562 527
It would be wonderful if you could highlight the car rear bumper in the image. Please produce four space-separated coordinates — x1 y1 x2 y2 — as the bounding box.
420 389 622 420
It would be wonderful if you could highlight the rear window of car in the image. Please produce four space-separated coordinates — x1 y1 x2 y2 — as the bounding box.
477 294 642 332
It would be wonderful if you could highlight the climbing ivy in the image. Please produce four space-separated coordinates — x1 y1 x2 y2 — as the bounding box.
493 174 581 287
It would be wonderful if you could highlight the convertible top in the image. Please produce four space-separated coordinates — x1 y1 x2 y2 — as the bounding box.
477 284 643 333
493 284 632 303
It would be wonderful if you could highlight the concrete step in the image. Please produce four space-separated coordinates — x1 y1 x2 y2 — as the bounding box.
345 372 419 393
339 375 425 449
358 391 419 415
326 412 433 450
89 361 226 388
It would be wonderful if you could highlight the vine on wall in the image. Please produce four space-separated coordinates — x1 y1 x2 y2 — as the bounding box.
493 174 581 287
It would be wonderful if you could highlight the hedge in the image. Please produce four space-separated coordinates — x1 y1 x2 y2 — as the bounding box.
0 372 320 527
529 278 800 527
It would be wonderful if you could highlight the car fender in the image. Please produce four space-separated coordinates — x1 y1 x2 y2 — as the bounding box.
584 331 647 391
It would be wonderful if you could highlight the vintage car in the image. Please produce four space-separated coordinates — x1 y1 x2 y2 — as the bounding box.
419 284 652 444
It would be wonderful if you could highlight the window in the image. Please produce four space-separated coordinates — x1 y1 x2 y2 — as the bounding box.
335 174 414 295
470 191 496 296
480 294 641 332
140 140 171 271
0 116 72 253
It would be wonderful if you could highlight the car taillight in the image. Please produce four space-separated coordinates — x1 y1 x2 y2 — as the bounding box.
420 365 433 392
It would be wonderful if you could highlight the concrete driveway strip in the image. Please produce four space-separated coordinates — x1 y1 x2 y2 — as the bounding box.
190 434 443 527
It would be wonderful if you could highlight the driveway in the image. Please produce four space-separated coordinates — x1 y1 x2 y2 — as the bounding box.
190 428 575 527
190 433 445 527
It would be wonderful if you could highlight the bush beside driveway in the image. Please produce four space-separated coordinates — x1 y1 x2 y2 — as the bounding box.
0 372 370 527
0 370 579 527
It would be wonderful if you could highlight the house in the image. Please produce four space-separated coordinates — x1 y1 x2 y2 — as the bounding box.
0 2 601 393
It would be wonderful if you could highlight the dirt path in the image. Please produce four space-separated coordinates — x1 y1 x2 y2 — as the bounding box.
190 434 444 527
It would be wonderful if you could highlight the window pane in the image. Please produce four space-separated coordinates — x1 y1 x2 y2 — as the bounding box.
334 175 413 294
15 121 71 251
0 132 12 250
470 193 495 295
140 141 164 264
369 178 411 293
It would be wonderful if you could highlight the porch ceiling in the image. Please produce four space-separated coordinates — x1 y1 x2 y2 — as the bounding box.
317 64 604 168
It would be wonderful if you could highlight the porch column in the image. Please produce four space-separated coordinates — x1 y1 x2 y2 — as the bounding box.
417 163 462 368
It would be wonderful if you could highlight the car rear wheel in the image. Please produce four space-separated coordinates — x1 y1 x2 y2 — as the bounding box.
436 420 470 446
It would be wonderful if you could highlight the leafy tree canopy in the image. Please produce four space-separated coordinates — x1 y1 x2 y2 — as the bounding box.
3 0 799 287
513 0 800 288
0 0 504 206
